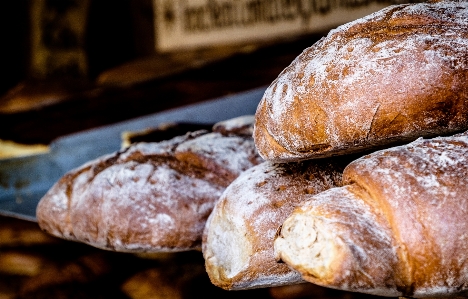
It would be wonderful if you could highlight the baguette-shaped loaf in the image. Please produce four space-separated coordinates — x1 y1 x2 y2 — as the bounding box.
275 131 468 298
203 158 351 290
254 0 468 162
36 116 262 252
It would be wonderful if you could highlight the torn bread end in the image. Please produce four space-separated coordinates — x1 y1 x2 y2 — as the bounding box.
274 211 342 282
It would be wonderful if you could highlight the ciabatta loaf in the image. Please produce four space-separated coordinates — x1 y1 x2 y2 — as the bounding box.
275 131 468 298
36 116 262 252
254 0 468 162
203 157 352 290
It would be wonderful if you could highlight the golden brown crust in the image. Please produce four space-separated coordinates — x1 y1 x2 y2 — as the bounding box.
203 157 352 290
276 183 401 297
343 133 468 297
254 1 468 162
37 118 263 253
275 131 468 297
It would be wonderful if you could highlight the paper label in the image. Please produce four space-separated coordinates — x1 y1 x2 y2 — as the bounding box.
30 0 90 78
154 0 421 52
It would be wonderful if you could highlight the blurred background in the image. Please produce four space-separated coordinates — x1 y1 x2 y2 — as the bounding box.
0 1 421 298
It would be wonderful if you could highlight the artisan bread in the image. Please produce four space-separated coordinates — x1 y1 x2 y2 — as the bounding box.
36 116 263 252
254 0 468 162
275 131 468 298
202 157 352 290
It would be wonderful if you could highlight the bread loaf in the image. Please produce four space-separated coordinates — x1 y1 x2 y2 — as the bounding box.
202 157 352 290
274 131 468 298
36 116 263 252
254 0 468 162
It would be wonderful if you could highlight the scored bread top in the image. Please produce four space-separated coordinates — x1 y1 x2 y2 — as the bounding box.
36 116 263 253
254 0 468 162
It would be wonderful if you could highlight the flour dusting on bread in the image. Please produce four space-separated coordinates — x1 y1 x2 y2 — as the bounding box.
203 158 350 290
275 131 468 297
254 1 468 161
37 117 262 253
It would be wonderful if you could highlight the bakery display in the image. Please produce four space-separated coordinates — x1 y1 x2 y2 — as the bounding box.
254 0 468 162
16 1 468 298
203 157 353 290
275 131 468 298
36 116 263 253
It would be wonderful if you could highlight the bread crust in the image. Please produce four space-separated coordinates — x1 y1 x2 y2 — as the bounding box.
275 131 468 297
254 0 468 162
202 158 350 290
275 184 401 297
36 118 263 252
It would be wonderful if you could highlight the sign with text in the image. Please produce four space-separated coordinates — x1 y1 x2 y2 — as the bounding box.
153 0 421 52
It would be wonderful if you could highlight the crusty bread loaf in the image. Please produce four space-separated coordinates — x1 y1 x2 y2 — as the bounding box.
275 131 468 298
36 116 263 252
254 0 468 162
202 157 352 290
